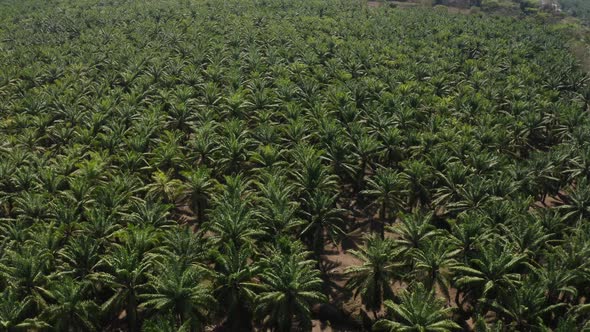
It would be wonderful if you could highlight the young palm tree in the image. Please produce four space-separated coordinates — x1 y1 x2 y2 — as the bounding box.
374 283 460 332
345 236 403 318
254 249 326 332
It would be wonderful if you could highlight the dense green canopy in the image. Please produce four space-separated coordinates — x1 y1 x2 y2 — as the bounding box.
1 0 589 330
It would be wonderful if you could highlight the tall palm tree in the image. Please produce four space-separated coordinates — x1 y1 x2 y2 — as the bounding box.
374 283 460 332
300 191 345 257
452 242 527 311
387 210 439 255
254 249 326 332
482 280 566 331
0 289 49 331
254 171 304 236
40 277 98 332
141 259 215 331
362 167 404 238
0 247 51 311
180 166 216 223
345 236 403 318
91 245 151 332
212 243 258 331
411 239 459 303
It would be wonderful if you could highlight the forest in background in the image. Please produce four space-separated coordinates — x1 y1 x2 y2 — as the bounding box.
556 0 590 23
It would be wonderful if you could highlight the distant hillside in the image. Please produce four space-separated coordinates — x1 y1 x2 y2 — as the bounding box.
385 0 558 14
559 0 590 24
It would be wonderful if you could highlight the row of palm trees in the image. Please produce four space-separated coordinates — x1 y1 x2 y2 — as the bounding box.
1 0 590 331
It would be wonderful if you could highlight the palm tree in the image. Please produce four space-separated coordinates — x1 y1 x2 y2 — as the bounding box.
82 208 121 247
498 217 553 259
207 181 263 249
0 247 51 311
447 177 494 215
91 246 152 332
362 167 404 238
58 235 102 280
144 170 183 204
124 200 175 230
452 242 527 311
401 159 434 209
160 227 208 270
40 277 98 332
351 133 383 195
345 236 403 318
300 191 345 257
445 213 492 262
482 280 566 331
180 166 216 223
216 130 252 175
559 178 590 225
212 243 258 330
291 144 338 199
254 249 326 332
0 289 49 331
374 283 460 332
387 210 439 255
250 144 285 169
431 162 470 214
254 171 304 236
141 259 215 331
411 239 459 302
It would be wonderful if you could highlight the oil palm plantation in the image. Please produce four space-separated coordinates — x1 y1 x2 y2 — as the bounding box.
1 0 590 330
